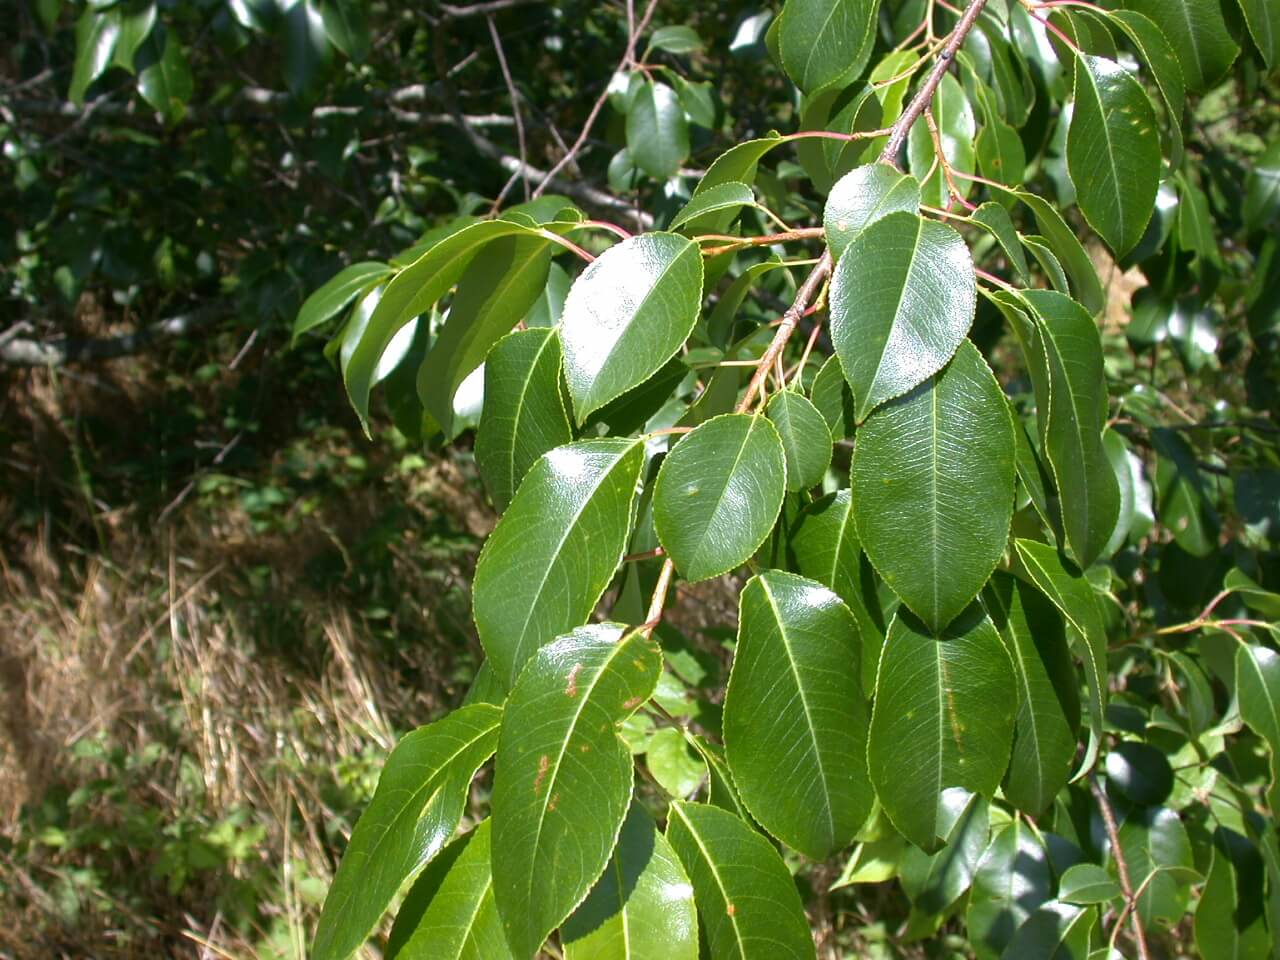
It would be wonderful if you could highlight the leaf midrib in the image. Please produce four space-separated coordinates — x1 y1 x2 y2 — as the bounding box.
670 804 748 952
503 329 565 504
687 418 763 575
864 216 926 417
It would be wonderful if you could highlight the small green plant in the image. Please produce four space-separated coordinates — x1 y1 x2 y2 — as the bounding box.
296 1 1280 958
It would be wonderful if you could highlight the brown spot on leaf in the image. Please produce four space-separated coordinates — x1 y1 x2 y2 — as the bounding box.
727 903 736 917
533 754 550 795
622 695 643 710
565 662 583 698
548 792 560 812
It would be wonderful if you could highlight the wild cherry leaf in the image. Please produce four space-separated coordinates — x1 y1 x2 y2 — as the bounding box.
1057 862 1121 905
312 704 503 960
1115 806 1197 929
1195 845 1272 959
344 219 537 431
809 354 856 440
998 901 1094 959
984 574 1079 817
1245 141 1280 233
996 188 1105 315
1120 0 1238 92
766 390 833 492
293 262 390 344
653 414 786 582
475 328 573 512
491 624 662 959
790 489 885 689
384 821 511 960
472 440 644 689
560 232 703 424
778 0 879 94
829 211 976 422
907 72 976 208
1236 643 1280 810
823 164 921 261
666 801 817 960
1015 289 1121 569
627 82 690 180
966 820 1053 960
970 203 1031 285
725 571 873 859
851 341 1015 633
69 8 121 104
419 235 553 434
1067 54 1161 257
1108 10 1186 160
562 802 699 960
866 608 1016 852
670 181 755 231
900 792 990 922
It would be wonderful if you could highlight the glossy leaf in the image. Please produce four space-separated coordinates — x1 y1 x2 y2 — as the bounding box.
491 624 662 958
901 792 990 919
908 72 976 207
312 704 503 960
1016 289 1121 569
560 232 703 423
1000 189 1106 316
1014 539 1107 778
419 235 553 434
866 609 1016 851
294 262 391 343
475 328 573 512
1115 805 1196 929
345 220 536 431
790 489 885 689
1194 845 1272 960
666 801 816 960
1109 10 1186 162
1245 141 1280 233
829 211 976 423
1237 643 1280 809
1105 742 1173 806
809 354 856 440
852 341 1015 633
725 571 873 859
385 821 511 960
69 9 121 104
1120 0 1239 92
472 440 644 688
778 0 878 94
984 574 1079 816
653 414 786 582
627 82 690 180
966 820 1053 960
823 164 921 262
1068 54 1161 257
766 390 832 492
671 183 754 233
999 901 1094 959
971 203 1031 285
562 802 699 960
1057 862 1121 905
137 27 193 124
318 0 369 61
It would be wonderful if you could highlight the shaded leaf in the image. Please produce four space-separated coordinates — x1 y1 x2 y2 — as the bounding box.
778 0 879 94
966 819 1052 960
766 390 833 491
627 82 690 180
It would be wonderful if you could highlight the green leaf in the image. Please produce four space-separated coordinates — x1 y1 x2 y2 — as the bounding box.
1245 141 1280 234
790 489 885 691
830 211 977 422
137 27 194 128
282 0 332 96
1105 742 1174 806
1108 10 1186 163
778 0 879 94
999 901 1094 959
344 220 537 432
473 440 644 689
691 136 787 231
725 571 873 859
1013 539 1107 779
823 164 921 262
908 72 977 207
670 182 755 231
984 574 1079 817
966 821 1053 960
111 3 156 73
491 624 662 958
1237 643 1280 810
998 189 1106 316
627 82 690 180
1237 0 1279 67
562 802 699 960
1015 289 1120 568
648 24 703 54
971 203 1031 286
851 341 1016 633
645 727 707 798
809 354 856 440
866 608 1016 851
1115 805 1196 929
1152 427 1219 557
475 328 573 512
976 113 1028 188
69 9 121 104
665 801 817 960
1195 844 1272 960
901 792 990 919
766 390 832 492
1120 0 1239 92
319 0 370 61
419 235 553 434
1057 862 1121 905
561 232 703 424
1068 54 1161 257
293 262 391 344
385 821 511 960
653 414 786 582
312 704 503 960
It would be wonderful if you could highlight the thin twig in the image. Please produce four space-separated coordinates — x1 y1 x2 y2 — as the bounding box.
486 14 530 203
532 0 660 197
1090 776 1152 960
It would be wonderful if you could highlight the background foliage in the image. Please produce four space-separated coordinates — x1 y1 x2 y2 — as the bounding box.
2 0 1280 958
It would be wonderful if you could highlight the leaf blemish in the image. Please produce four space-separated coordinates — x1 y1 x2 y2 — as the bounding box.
548 792 560 812
622 695 643 710
533 754 550 795
727 903 737 916
565 662 583 697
